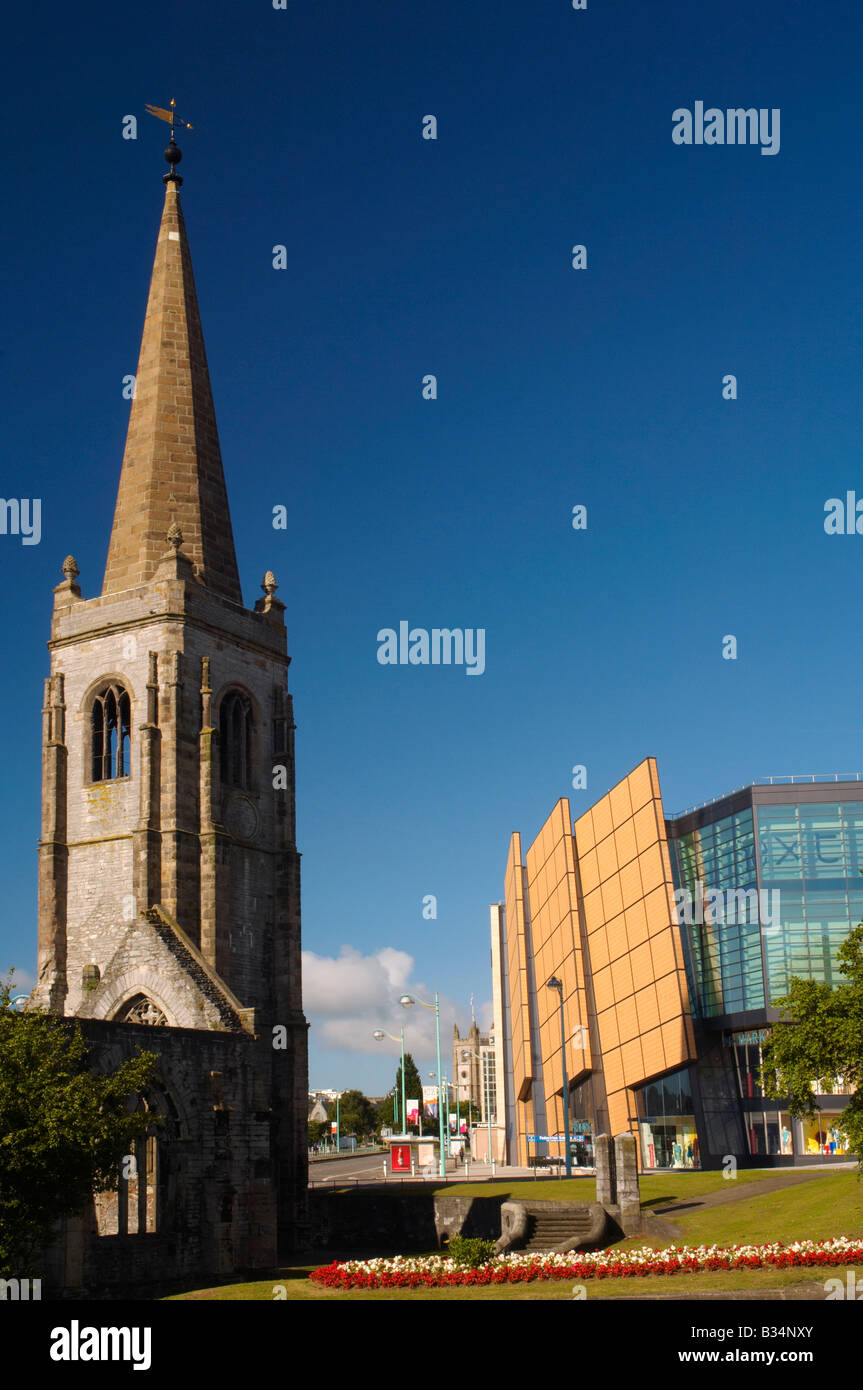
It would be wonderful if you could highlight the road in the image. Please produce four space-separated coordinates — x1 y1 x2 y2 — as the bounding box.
309 1152 392 1184
307 1151 510 1185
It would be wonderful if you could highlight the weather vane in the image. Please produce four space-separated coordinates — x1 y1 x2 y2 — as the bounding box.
145 98 194 184
145 97 194 141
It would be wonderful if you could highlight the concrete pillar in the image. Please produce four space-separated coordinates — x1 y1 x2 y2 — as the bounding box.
595 1132 615 1207
614 1131 641 1234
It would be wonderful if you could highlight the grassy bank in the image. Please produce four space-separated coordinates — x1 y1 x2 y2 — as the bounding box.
169 1168 863 1300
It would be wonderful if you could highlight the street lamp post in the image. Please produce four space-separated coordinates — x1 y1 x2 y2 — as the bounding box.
430 1073 453 1158
547 977 572 1179
373 1027 407 1136
462 1046 496 1176
401 992 446 1178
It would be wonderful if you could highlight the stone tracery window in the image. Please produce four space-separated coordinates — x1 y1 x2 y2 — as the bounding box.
117 994 167 1027
91 682 131 781
220 690 253 789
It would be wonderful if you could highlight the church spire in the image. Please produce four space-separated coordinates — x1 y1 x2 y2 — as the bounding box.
102 144 242 604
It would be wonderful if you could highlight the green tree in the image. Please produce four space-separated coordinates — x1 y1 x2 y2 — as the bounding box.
0 971 160 1275
336 1089 377 1140
376 1062 485 1136
761 922 863 1169
308 1119 329 1147
395 1053 425 1132
375 1092 396 1131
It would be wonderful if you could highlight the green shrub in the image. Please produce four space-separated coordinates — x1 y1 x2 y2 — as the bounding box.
445 1235 496 1267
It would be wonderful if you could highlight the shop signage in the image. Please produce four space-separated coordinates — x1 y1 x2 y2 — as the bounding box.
722 1029 769 1047
527 1122 592 1141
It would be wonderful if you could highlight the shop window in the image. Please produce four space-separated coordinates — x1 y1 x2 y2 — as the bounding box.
800 1112 849 1156
635 1067 700 1170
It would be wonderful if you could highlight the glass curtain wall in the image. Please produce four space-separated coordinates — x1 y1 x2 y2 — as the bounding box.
668 808 764 1018
757 802 863 1002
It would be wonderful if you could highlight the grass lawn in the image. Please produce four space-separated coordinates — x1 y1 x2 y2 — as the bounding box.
322 1168 824 1206
169 1263 834 1301
435 1168 807 1205
169 1169 863 1301
633 1169 863 1248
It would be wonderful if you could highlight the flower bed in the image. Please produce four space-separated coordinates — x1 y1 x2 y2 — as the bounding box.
309 1237 863 1289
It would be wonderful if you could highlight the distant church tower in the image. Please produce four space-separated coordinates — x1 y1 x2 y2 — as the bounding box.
34 134 308 1264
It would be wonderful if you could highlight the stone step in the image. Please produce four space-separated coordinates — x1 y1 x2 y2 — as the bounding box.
529 1226 592 1234
531 1218 592 1229
522 1209 596 1250
496 1200 610 1255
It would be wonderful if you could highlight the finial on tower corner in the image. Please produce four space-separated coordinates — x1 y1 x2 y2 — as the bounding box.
146 98 194 186
254 571 285 621
54 554 81 603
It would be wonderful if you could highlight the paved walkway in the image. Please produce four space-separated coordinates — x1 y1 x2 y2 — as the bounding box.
614 1282 832 1300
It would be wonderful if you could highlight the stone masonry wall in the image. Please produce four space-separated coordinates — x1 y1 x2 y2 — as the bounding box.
48 1017 294 1298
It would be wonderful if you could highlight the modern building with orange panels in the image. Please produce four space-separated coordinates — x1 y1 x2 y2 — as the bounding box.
492 758 862 1171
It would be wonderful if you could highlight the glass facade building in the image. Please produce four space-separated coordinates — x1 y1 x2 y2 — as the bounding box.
667 806 763 1016
665 779 863 1166
668 793 863 1019
758 801 863 998
493 766 862 1171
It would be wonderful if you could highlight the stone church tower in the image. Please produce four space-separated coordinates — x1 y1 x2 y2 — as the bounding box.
34 138 308 1285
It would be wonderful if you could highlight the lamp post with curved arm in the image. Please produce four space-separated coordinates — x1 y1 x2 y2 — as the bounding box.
429 1072 454 1160
401 992 445 1177
373 1027 406 1137
547 976 572 1178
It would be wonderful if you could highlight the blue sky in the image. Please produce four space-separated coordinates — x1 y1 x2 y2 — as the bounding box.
2 0 863 1094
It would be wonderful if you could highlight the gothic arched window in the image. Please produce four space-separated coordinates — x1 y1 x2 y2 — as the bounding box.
91 683 131 781
93 1093 160 1237
220 691 253 789
117 994 167 1027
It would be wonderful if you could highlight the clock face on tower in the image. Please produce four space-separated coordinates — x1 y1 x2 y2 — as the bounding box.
224 794 259 843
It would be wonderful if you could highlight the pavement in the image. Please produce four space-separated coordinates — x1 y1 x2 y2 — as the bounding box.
613 1284 835 1300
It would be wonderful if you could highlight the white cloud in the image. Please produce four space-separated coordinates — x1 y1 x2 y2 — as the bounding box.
476 997 494 1031
301 945 463 1058
4 966 36 993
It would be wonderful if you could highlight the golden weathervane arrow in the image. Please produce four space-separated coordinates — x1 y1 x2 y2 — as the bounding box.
145 97 194 141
